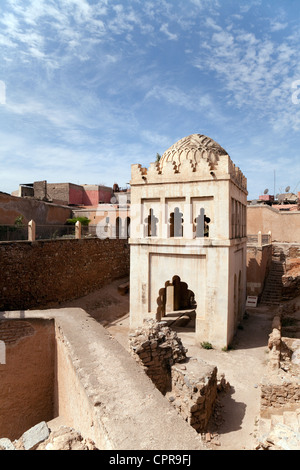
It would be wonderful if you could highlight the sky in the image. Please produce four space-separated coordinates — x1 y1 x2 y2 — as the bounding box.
0 0 300 200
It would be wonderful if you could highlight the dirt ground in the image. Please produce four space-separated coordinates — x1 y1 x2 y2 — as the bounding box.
59 277 297 451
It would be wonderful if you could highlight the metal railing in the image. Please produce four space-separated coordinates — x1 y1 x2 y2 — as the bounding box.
0 223 92 242
0 222 130 242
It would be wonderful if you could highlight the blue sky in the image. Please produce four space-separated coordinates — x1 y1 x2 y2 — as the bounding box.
0 0 300 200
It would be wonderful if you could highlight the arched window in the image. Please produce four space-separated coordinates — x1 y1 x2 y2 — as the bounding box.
194 208 210 237
126 217 131 238
169 207 183 237
116 217 122 239
145 209 158 237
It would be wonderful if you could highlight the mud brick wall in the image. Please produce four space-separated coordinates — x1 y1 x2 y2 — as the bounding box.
261 313 300 413
0 238 129 310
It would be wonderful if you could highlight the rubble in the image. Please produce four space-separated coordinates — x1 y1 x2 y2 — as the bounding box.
0 422 98 451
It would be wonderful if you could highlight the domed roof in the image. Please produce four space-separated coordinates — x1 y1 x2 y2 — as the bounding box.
159 134 228 170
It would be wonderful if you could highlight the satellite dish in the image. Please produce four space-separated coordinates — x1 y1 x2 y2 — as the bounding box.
264 188 269 195
285 186 290 193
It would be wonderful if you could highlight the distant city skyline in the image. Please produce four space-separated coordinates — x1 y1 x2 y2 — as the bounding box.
1 0 300 200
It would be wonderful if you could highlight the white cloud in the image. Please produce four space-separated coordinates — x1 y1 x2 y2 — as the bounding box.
193 19 300 130
270 21 288 32
160 23 178 41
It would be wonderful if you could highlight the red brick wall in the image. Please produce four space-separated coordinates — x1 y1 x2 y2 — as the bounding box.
0 238 129 311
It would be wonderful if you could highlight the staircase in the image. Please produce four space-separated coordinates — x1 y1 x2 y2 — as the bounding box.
257 409 300 450
260 260 285 305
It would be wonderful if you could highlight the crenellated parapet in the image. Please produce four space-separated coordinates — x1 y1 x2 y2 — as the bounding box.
131 134 247 192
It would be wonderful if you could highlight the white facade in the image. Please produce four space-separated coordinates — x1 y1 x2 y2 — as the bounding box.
129 134 248 349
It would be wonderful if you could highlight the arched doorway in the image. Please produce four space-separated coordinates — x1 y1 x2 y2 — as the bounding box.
116 217 122 239
156 275 196 330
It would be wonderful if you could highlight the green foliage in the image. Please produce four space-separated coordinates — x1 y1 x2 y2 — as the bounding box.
14 215 24 227
156 153 161 162
66 216 90 226
201 341 213 350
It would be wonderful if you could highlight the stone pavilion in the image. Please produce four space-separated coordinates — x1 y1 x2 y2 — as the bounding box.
129 134 248 349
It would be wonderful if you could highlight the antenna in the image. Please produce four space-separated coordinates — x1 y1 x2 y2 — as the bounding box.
292 181 299 193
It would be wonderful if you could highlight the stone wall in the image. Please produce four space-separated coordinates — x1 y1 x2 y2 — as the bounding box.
0 238 129 311
167 360 218 433
129 319 220 433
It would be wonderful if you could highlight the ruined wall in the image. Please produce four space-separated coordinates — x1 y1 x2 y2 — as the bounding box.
129 320 219 433
260 313 300 414
0 191 72 225
129 319 187 395
0 319 55 440
0 238 130 311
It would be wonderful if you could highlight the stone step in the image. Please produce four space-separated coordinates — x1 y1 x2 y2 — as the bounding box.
261 289 282 295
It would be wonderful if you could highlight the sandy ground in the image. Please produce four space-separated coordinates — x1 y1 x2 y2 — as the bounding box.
58 277 295 451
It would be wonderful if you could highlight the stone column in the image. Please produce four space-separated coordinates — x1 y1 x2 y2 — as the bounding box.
75 221 82 239
258 230 262 247
28 220 36 241
165 284 174 313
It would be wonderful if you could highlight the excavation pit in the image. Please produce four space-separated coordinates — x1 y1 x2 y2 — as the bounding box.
0 309 205 450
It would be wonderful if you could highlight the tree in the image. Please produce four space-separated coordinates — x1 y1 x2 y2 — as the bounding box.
66 217 90 226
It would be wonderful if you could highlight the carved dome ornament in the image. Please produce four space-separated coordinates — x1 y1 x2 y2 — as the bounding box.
159 134 228 172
